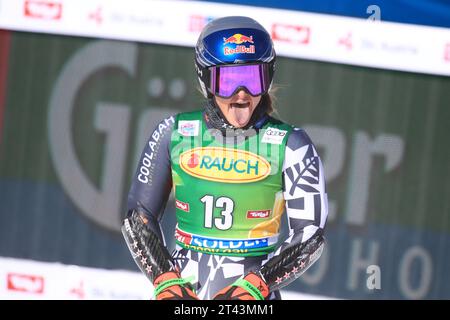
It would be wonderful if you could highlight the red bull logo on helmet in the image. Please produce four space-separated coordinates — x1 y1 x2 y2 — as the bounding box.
223 33 255 55
223 33 254 44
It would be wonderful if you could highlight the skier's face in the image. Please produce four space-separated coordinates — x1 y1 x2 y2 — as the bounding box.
214 90 261 128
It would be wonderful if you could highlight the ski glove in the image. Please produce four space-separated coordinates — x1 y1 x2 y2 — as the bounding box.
213 272 269 300
153 271 199 300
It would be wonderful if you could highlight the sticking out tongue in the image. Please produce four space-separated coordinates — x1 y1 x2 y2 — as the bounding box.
230 102 251 127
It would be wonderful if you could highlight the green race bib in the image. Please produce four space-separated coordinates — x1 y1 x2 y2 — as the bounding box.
170 111 292 257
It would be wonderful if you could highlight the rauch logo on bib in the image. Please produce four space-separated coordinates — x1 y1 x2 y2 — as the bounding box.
179 147 271 183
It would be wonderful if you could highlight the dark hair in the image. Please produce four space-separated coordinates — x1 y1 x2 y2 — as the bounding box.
262 93 273 114
266 85 280 115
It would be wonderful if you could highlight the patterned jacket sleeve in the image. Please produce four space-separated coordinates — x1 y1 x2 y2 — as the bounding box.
259 127 328 291
121 114 178 283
